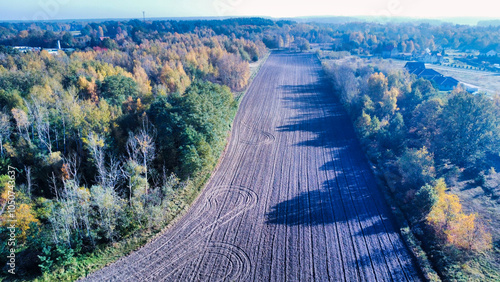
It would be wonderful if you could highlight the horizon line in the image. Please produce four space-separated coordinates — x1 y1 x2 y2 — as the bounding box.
2 15 500 24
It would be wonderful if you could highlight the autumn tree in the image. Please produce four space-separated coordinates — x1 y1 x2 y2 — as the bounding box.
216 53 250 91
159 61 191 94
48 182 93 247
77 76 98 102
14 203 40 241
0 193 40 242
427 179 492 252
398 78 436 115
367 72 388 102
355 110 380 139
11 108 31 146
133 62 152 98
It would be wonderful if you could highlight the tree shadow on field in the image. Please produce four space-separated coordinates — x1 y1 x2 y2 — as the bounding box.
265 189 335 226
264 186 424 279
277 80 359 149
268 53 400 233
266 179 385 228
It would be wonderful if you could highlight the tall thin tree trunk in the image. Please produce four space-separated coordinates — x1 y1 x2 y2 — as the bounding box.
25 166 32 199
63 119 66 154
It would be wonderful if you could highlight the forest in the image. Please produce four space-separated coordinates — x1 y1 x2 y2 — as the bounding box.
0 21 266 280
0 17 500 281
3 18 500 56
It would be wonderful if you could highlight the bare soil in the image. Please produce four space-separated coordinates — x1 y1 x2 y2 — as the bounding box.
83 52 423 281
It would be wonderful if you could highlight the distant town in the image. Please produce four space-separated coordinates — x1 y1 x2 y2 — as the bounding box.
13 39 75 54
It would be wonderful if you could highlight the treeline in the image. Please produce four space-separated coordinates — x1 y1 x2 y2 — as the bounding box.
0 29 265 278
0 18 277 49
324 22 500 53
4 18 500 56
323 60 500 280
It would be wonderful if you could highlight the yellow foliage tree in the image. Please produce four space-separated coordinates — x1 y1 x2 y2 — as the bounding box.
426 179 461 230
427 179 492 252
355 110 372 137
367 72 388 101
77 76 98 102
160 61 191 93
382 87 400 114
14 203 40 241
133 63 152 96
0 175 10 205
0 201 40 242
446 213 474 249
216 53 250 91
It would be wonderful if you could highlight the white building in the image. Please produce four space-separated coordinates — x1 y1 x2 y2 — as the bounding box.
486 50 497 57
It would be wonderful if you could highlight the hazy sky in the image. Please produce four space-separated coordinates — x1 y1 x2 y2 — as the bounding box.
1 0 499 21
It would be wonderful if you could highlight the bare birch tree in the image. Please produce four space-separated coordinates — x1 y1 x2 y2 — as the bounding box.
0 111 12 157
11 108 31 146
26 97 52 154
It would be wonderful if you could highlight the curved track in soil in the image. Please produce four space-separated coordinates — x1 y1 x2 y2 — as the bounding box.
85 52 423 281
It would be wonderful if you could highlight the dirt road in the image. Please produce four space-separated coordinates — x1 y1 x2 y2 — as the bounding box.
85 52 423 281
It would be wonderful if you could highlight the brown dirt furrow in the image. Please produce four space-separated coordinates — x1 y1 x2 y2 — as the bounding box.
83 52 424 282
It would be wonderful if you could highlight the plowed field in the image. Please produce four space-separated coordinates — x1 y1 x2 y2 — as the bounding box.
84 52 423 281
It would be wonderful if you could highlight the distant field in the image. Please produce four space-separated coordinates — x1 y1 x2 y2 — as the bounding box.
383 59 500 94
430 65 500 94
